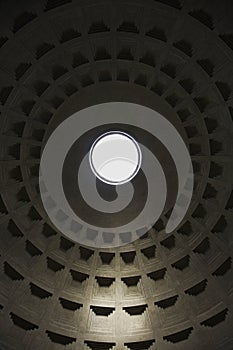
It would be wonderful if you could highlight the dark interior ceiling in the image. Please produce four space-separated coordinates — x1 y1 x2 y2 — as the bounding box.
0 0 233 349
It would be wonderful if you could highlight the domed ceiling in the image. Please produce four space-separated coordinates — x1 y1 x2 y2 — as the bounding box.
0 0 233 349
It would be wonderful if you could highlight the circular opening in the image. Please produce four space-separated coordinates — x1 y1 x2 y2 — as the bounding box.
89 131 142 185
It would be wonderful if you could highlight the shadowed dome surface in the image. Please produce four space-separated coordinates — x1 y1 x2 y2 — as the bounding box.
0 0 233 349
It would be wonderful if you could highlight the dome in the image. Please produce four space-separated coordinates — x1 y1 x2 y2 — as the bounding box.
0 0 232 349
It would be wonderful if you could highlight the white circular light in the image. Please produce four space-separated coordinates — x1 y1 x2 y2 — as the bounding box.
89 131 142 185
